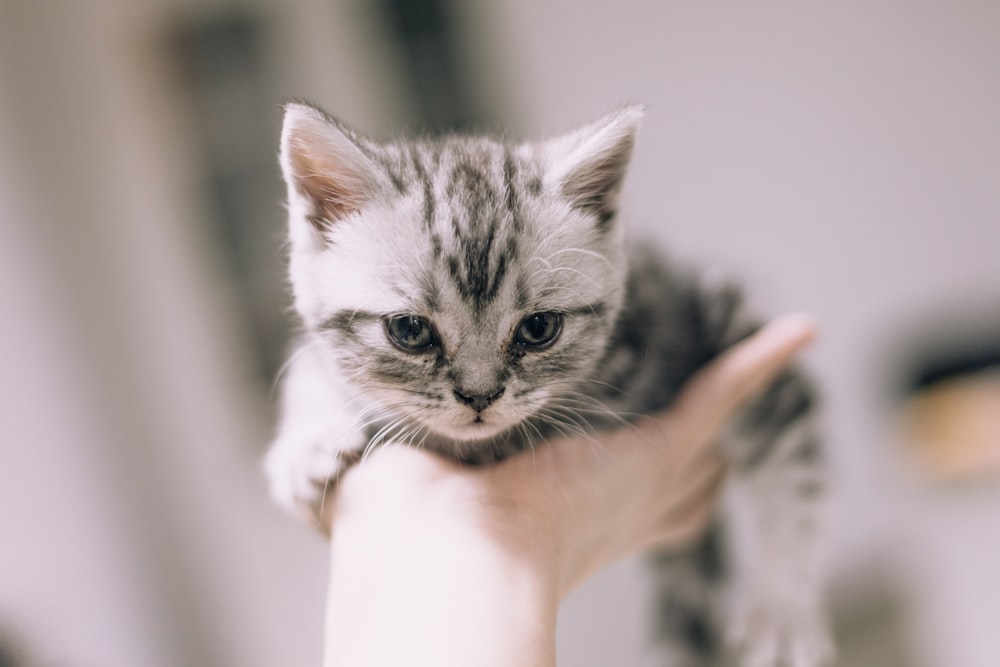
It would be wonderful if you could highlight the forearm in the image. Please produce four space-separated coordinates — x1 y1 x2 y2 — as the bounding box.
323 450 560 667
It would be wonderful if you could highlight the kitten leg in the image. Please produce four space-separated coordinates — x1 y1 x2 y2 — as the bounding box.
724 372 832 667
649 525 727 667
264 341 369 527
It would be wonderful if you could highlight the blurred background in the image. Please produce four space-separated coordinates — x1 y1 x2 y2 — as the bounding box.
2 1 999 665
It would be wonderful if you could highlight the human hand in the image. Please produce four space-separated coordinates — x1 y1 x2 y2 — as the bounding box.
322 313 817 666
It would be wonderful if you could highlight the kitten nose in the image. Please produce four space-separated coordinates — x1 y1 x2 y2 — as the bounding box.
453 386 505 412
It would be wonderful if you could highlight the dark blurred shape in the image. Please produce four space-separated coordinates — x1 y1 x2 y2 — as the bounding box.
372 0 490 132
903 341 1000 394
168 10 289 382
0 630 24 667
892 314 1000 483
830 575 911 667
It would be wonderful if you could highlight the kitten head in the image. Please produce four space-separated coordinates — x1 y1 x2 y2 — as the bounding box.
279 102 642 446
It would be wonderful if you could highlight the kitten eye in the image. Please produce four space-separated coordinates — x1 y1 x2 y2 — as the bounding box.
514 312 563 349
386 315 437 352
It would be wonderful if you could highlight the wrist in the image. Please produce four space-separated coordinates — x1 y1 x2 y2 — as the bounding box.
324 447 561 667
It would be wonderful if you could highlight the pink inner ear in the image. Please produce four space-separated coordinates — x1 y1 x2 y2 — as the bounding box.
288 136 366 231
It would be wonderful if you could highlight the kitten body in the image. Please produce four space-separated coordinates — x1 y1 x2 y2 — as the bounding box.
265 102 831 667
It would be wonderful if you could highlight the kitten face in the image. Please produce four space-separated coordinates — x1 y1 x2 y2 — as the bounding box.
280 103 642 446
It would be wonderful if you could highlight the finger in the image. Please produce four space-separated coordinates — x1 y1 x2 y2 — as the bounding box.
666 313 817 438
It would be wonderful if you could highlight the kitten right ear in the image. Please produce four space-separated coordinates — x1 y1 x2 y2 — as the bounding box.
543 105 644 229
280 103 381 238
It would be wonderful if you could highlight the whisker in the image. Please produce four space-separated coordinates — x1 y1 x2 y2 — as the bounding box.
536 403 613 457
531 265 603 292
269 337 323 405
546 247 614 271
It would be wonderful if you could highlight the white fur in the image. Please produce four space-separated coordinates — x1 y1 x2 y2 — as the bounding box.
727 417 833 667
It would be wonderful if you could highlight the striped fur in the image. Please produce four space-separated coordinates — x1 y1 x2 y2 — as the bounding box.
265 102 831 666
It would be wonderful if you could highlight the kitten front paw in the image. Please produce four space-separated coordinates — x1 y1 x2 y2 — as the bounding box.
263 427 361 528
728 592 833 667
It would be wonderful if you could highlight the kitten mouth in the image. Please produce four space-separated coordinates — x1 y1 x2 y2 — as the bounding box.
441 414 508 440
466 417 493 431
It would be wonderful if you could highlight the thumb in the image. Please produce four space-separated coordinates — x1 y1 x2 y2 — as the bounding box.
661 313 818 442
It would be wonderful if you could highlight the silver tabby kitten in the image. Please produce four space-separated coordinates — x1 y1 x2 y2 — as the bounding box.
265 101 831 667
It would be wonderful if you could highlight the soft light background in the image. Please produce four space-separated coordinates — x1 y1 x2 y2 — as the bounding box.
2 1 998 666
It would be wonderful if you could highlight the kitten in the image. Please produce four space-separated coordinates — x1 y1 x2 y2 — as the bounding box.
264 101 832 667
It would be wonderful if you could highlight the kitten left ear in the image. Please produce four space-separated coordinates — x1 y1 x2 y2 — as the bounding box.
280 102 382 240
544 105 644 228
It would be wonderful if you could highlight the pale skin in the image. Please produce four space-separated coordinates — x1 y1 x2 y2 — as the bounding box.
323 313 818 667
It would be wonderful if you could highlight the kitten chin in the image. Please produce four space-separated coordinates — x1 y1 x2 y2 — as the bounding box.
410 408 525 448
432 420 508 442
